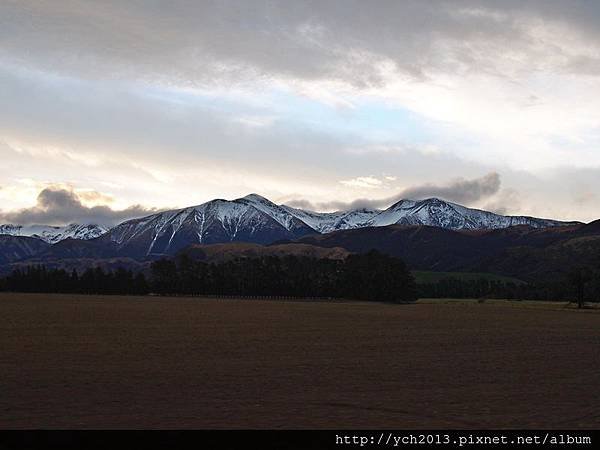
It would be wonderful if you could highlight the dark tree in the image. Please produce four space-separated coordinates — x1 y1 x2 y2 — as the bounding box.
568 266 593 309
150 259 179 294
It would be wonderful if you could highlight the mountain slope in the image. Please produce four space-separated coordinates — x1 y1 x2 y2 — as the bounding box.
281 206 381 233
0 235 50 265
236 194 317 234
179 242 350 263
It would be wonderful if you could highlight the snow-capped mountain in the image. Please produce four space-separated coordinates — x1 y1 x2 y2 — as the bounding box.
284 197 576 232
0 223 109 244
97 194 577 258
237 194 318 233
365 198 572 230
102 195 315 257
0 194 580 264
281 206 381 233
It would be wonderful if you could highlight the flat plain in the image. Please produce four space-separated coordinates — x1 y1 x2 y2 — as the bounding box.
1 293 599 429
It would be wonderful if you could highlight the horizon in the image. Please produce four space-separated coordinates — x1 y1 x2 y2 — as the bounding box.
2 1 600 225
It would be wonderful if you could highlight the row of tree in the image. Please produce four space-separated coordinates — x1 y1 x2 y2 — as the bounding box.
149 251 417 302
0 251 418 303
3 254 597 306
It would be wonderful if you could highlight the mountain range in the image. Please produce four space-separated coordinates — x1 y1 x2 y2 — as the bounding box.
1 193 577 247
0 223 108 244
0 194 591 281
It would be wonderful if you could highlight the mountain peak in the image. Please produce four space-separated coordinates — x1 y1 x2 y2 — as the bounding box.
417 197 459 207
239 193 271 203
419 197 445 203
387 199 417 209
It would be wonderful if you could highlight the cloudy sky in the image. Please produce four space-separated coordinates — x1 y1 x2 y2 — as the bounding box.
1 0 600 225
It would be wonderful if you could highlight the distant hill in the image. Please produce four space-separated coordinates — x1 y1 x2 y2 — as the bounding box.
179 242 350 263
295 221 600 282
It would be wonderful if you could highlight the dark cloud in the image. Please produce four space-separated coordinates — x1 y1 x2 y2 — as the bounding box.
0 188 158 226
287 172 502 211
400 172 501 205
284 198 315 210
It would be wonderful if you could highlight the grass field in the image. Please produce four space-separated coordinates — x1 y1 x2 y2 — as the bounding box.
1 293 599 429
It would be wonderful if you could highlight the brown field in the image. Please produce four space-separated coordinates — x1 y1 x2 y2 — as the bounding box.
1 293 599 429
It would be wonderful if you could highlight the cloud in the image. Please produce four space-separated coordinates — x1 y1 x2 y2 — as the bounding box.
75 190 116 206
0 187 159 226
400 172 501 205
339 176 383 189
2 1 600 223
482 188 522 215
4 1 600 88
286 172 502 211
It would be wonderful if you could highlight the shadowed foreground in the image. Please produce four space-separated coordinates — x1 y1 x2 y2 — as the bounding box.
1 293 598 429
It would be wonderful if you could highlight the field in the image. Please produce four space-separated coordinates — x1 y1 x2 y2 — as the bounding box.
1 293 599 429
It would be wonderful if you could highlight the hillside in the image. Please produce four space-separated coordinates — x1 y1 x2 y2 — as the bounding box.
180 242 350 263
295 222 599 281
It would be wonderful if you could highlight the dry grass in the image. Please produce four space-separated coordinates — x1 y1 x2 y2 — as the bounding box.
417 298 600 311
1 293 599 429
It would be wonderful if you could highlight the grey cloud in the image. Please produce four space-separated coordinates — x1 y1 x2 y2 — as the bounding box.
400 172 501 205
482 188 522 215
0 188 159 226
2 1 600 89
284 199 316 210
287 172 502 211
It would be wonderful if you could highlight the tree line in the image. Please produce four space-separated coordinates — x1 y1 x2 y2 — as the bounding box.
0 251 418 303
3 253 597 306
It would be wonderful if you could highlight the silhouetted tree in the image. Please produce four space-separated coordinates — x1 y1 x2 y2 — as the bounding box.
150 259 179 294
568 266 593 308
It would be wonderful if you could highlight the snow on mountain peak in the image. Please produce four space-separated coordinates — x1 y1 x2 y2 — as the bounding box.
236 193 313 232
0 223 109 244
240 193 270 203
280 205 382 233
367 197 574 230
104 195 317 256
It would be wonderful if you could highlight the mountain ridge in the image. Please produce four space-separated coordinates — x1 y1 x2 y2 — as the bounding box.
0 194 582 255
0 223 109 244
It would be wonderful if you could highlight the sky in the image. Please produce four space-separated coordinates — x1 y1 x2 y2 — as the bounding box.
1 0 600 225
